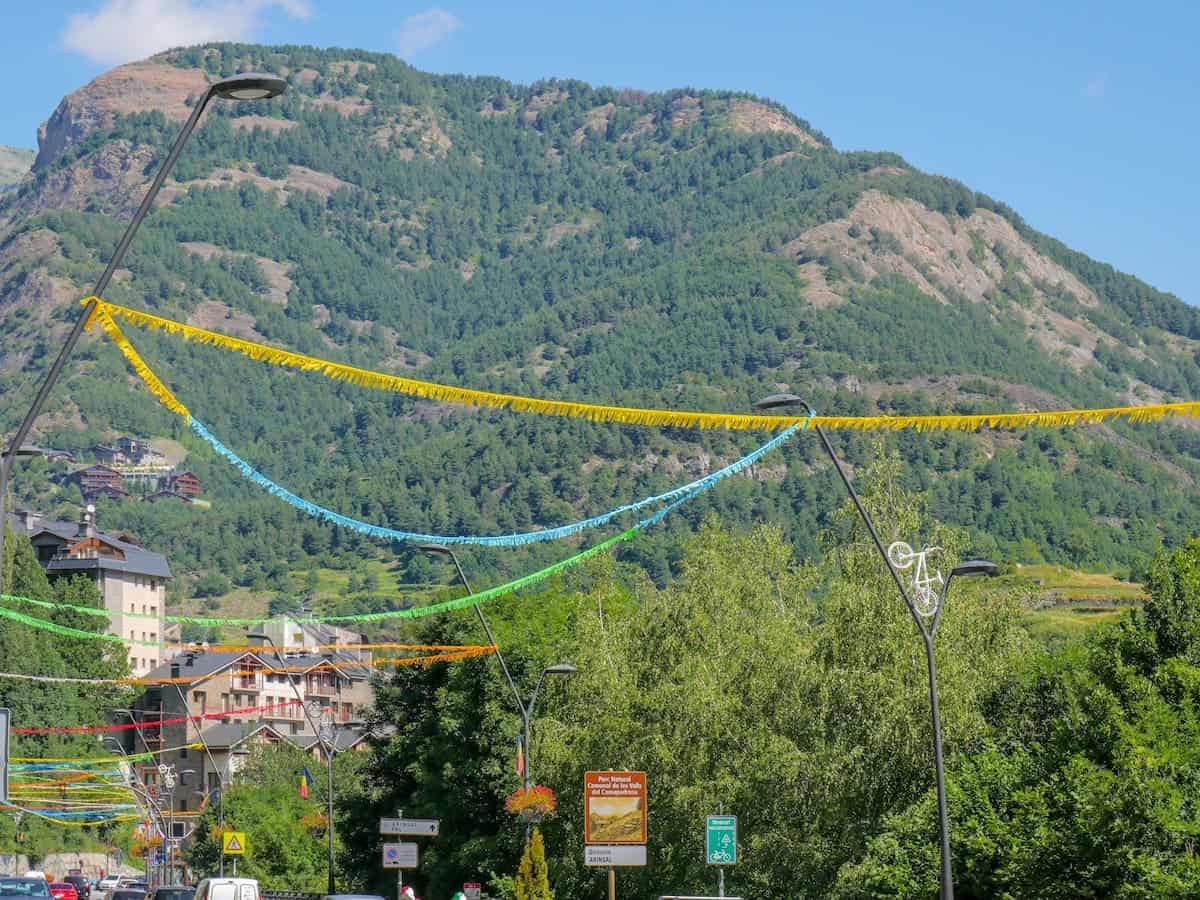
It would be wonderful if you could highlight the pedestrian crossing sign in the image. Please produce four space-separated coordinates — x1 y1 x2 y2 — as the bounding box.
222 832 247 855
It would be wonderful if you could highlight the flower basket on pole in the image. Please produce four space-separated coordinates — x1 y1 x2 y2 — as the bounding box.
505 786 557 824
299 812 328 837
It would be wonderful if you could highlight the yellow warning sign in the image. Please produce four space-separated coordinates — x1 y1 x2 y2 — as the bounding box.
222 831 247 855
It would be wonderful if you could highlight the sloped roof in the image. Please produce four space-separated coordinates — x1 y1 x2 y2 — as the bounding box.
144 650 268 682
200 720 288 749
5 513 171 578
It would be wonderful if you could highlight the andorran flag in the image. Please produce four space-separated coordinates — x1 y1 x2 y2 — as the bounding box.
300 767 315 800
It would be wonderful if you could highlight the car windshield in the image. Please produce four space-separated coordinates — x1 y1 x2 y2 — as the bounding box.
153 890 193 900
111 891 145 900
0 880 51 897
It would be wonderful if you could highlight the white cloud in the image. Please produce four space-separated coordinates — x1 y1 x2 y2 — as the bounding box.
395 8 460 58
62 0 311 67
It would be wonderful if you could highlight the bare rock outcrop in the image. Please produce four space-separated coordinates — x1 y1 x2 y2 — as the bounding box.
35 59 210 171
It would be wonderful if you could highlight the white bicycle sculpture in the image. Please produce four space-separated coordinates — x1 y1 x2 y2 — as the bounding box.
887 541 944 617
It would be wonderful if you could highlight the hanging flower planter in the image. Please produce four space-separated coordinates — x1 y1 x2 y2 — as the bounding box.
300 812 328 836
505 785 557 823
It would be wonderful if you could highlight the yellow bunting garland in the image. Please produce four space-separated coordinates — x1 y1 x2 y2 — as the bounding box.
87 297 1200 432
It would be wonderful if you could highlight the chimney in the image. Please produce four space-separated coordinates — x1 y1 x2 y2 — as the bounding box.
77 504 96 539
184 651 196 667
18 509 39 532
170 662 180 679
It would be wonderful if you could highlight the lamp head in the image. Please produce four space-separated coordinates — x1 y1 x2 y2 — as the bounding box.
211 74 287 101
416 543 450 556
950 559 1001 578
754 393 810 412
544 663 578 676
246 630 271 643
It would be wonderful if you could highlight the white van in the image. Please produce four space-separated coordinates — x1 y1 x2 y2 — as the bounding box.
193 879 259 900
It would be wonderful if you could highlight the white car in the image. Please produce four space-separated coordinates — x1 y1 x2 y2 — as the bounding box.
193 879 258 900
96 877 122 894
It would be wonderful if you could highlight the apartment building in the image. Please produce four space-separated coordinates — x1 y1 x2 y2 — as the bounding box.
127 637 374 825
5 505 169 674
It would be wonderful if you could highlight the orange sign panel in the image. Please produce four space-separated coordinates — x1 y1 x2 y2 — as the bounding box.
584 771 647 844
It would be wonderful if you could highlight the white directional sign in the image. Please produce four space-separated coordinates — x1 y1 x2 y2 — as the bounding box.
382 843 419 869
585 845 647 867
380 817 440 836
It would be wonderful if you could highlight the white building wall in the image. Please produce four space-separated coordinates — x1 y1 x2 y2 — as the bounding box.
101 571 166 675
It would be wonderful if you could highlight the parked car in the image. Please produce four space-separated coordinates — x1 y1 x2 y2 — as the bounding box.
95 878 121 895
48 883 78 900
0 879 51 898
62 877 89 900
193 879 258 900
108 889 145 900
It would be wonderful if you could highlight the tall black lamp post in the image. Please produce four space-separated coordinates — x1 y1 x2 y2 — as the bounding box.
754 393 998 900
417 544 577 834
0 72 287 594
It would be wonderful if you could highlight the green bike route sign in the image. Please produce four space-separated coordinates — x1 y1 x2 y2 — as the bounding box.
706 815 737 865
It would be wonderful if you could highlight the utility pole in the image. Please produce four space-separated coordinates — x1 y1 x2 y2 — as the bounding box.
396 810 403 900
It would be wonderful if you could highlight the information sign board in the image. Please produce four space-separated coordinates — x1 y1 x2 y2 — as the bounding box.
584 771 647 844
705 815 737 865
584 845 647 867
382 842 419 869
463 884 481 900
380 817 439 836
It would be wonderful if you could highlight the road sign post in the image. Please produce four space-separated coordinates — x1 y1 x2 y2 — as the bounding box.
222 831 247 855
380 811 437 900
706 815 737 897
462 885 481 900
585 771 648 900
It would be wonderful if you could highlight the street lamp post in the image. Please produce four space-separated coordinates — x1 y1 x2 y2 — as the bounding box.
0 72 286 595
102 737 168 886
171 683 227 874
417 544 577 836
754 393 999 900
246 632 337 895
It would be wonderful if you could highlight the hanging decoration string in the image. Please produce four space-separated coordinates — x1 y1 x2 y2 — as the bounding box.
0 645 495 685
90 298 1200 432
189 416 797 545
13 699 301 734
92 304 795 546
13 742 204 765
169 486 698 627
0 603 149 644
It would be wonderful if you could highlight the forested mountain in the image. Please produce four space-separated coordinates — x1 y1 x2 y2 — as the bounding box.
1 42 1198 611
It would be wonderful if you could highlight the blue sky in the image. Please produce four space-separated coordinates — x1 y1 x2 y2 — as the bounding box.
2 1 1197 304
